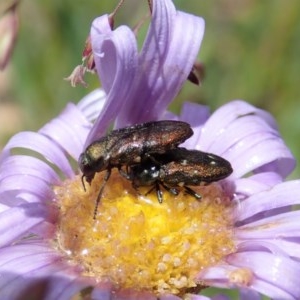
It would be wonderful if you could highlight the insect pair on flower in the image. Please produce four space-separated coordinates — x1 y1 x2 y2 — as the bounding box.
79 120 233 218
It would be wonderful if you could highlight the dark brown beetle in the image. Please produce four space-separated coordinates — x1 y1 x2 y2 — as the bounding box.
128 147 233 202
78 120 193 218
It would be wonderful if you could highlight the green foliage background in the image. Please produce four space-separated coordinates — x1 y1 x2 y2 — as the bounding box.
1 0 300 183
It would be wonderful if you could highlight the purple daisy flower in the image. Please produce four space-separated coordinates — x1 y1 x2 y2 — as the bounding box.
1 92 298 300
0 0 299 299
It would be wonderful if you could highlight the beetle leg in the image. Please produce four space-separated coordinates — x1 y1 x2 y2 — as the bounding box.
130 180 142 196
184 186 202 200
155 181 163 203
93 168 111 220
81 175 87 192
145 182 163 203
118 165 131 179
160 182 179 196
145 185 156 196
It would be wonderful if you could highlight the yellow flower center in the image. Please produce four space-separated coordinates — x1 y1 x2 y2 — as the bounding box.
55 170 236 296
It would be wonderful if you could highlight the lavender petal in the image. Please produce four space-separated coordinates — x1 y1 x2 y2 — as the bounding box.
0 204 48 247
1 132 74 178
236 180 300 221
0 174 54 204
237 210 300 239
0 242 96 300
179 102 210 149
234 172 283 197
86 15 138 145
0 155 61 186
196 101 295 178
77 88 106 123
236 240 300 259
39 103 91 160
227 251 300 299
116 0 205 126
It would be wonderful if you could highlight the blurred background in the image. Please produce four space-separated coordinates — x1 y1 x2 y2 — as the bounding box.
1 0 300 182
